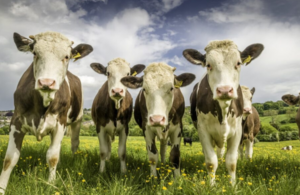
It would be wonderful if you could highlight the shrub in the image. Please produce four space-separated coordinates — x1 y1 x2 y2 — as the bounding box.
279 126 293 132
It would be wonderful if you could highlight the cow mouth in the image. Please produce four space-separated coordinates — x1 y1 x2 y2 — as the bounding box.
111 94 123 100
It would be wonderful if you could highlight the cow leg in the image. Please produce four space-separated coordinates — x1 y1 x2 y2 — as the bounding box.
160 139 167 164
145 129 158 177
199 129 217 185
106 136 112 161
0 125 25 194
226 132 242 185
47 123 64 182
118 128 127 173
98 128 109 173
70 120 81 154
217 146 225 158
245 140 253 159
169 126 181 177
238 142 244 159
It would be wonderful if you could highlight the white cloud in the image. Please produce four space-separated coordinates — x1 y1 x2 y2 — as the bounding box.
162 0 185 12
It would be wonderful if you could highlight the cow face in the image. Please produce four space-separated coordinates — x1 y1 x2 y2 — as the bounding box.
13 32 93 107
241 86 255 117
183 40 264 102
121 62 195 127
282 94 300 106
91 58 145 109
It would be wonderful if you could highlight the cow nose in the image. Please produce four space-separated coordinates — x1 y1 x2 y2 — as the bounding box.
149 115 165 126
112 88 124 96
243 108 252 114
38 79 55 90
216 86 233 98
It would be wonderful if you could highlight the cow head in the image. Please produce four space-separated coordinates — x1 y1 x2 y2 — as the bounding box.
91 58 145 109
282 93 300 106
121 62 195 127
241 86 255 117
183 40 264 103
13 32 93 107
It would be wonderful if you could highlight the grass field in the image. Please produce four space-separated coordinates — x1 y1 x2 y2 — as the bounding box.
0 135 300 195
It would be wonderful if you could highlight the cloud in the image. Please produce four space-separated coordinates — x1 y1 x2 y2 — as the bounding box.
162 0 185 13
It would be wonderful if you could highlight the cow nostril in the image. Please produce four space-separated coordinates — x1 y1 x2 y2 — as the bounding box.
229 88 233 93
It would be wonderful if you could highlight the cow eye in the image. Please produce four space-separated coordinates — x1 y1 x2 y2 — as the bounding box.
127 73 130 76
107 72 110 76
170 87 174 91
65 56 69 60
237 62 241 66
33 51 36 56
206 64 211 68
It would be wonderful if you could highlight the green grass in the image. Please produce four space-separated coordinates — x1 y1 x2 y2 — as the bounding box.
0 135 300 195
260 113 298 130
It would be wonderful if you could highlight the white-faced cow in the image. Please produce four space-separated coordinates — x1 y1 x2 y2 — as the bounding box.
239 86 260 159
183 40 264 184
0 32 93 194
282 93 300 139
90 58 145 173
121 62 195 177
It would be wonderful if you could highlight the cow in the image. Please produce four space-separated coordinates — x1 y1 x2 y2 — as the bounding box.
183 40 264 184
239 86 260 159
121 62 195 177
281 145 293 150
0 32 93 194
184 137 192 146
90 58 145 173
282 93 300 139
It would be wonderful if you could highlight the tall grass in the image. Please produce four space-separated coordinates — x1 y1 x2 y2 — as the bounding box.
0 135 300 194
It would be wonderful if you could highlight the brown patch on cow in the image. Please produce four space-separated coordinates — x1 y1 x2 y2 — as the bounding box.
49 157 58 168
13 130 25 152
149 158 156 165
170 145 180 169
230 164 236 172
148 140 157 155
241 106 260 145
206 163 214 172
100 153 106 160
3 158 11 171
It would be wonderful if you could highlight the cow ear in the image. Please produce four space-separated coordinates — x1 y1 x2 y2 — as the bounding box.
250 87 255 95
90 63 106 75
13 32 34 52
281 94 299 106
121 76 143 89
183 49 206 66
241 44 264 65
131 64 145 76
174 73 196 88
72 44 93 62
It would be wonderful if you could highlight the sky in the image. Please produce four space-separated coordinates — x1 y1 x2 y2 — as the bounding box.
0 0 300 110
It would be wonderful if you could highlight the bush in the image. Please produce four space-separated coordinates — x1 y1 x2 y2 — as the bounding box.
279 126 293 132
257 131 299 142
289 117 296 123
0 128 5 135
260 123 278 134
130 126 143 136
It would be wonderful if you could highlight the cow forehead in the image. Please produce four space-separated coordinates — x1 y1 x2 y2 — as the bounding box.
241 86 252 100
143 62 174 91
107 58 130 73
33 32 73 56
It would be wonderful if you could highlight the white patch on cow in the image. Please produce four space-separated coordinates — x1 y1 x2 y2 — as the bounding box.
205 40 241 100
21 118 37 135
143 62 175 126
36 114 58 141
32 32 73 107
241 85 253 118
245 140 253 158
0 126 22 193
106 58 131 109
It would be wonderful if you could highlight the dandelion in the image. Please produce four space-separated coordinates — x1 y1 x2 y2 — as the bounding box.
248 182 252 186
239 177 244 181
78 172 82 176
182 173 187 177
167 169 172 173
222 189 226 192
82 179 86 183
22 172 25 176
156 168 160 171
145 180 150 183
200 181 205 185
55 192 60 195
168 182 173 186
162 186 167 190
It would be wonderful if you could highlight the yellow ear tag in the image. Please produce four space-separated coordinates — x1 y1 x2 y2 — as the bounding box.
72 52 81 62
174 80 183 88
243 55 252 64
132 71 137 76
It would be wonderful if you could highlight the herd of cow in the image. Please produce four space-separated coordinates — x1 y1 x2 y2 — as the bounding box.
0 31 297 193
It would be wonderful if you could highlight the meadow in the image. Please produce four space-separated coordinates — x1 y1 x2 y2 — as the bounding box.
0 135 300 195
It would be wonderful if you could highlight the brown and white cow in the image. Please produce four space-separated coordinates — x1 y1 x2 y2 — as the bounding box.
90 58 145 173
0 32 93 194
183 40 264 184
239 86 260 159
121 62 195 177
282 93 300 138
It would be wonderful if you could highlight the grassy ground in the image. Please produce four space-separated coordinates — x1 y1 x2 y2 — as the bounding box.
0 135 300 195
260 114 298 130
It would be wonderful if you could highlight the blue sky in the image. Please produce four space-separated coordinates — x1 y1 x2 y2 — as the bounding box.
0 0 300 110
